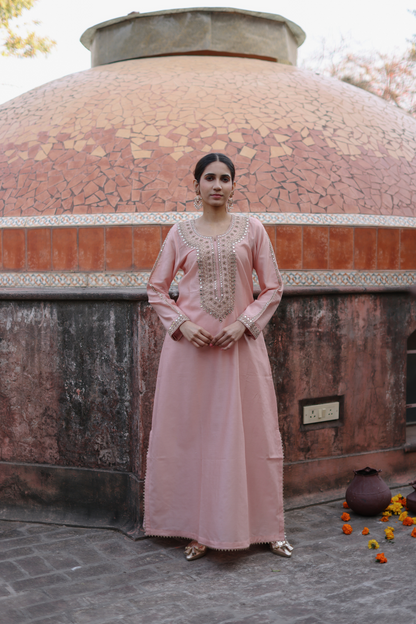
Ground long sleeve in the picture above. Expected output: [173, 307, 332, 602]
[147, 227, 189, 341]
[237, 221, 283, 339]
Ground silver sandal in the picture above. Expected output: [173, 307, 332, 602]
[184, 541, 208, 561]
[270, 539, 293, 558]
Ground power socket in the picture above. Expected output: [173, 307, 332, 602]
[303, 401, 339, 425]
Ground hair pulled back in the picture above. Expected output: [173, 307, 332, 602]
[194, 153, 236, 184]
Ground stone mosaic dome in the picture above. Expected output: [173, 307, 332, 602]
[1, 54, 416, 218]
[0, 8, 415, 289]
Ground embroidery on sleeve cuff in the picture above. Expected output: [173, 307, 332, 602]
[238, 314, 261, 339]
[168, 314, 190, 340]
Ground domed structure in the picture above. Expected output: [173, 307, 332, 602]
[1, 8, 415, 534]
[0, 7, 415, 285]
[2, 54, 416, 216]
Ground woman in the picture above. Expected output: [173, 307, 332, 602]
[145, 153, 292, 560]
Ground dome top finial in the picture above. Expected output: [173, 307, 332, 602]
[80, 7, 306, 67]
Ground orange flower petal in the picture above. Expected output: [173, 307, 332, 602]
[342, 523, 353, 535]
[375, 552, 388, 563]
[362, 527, 369, 535]
[341, 512, 351, 521]
[343, 502, 349, 509]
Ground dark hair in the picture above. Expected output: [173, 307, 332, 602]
[194, 153, 236, 183]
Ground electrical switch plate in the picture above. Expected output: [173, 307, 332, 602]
[303, 401, 339, 425]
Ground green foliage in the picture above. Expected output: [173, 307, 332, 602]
[0, 1, 36, 24]
[0, 0, 56, 58]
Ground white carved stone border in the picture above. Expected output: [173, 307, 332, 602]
[0, 212, 416, 229]
[0, 271, 415, 289]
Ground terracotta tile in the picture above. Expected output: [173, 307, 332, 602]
[79, 227, 105, 271]
[264, 225, 276, 254]
[52, 228, 78, 270]
[275, 225, 302, 269]
[303, 226, 328, 269]
[400, 229, 416, 269]
[133, 226, 161, 270]
[3, 228, 25, 270]
[106, 226, 133, 270]
[354, 228, 377, 270]
[2, 55, 416, 219]
[377, 228, 400, 270]
[161, 225, 173, 242]
[329, 227, 353, 269]
[27, 228, 51, 270]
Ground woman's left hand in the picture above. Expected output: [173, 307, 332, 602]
[211, 321, 246, 350]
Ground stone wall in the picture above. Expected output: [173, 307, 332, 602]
[0, 289, 415, 531]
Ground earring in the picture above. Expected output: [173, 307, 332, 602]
[194, 194, 202, 210]
[227, 194, 234, 211]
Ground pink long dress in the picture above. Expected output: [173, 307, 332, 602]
[145, 214, 285, 550]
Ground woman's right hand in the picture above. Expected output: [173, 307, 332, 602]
[180, 321, 213, 348]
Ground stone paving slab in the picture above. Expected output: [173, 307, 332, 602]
[0, 486, 414, 624]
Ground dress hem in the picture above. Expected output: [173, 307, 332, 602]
[144, 528, 285, 551]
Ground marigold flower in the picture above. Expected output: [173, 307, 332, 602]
[384, 530, 395, 541]
[342, 523, 353, 535]
[399, 511, 408, 521]
[411, 527, 416, 538]
[386, 502, 402, 514]
[391, 494, 403, 502]
[362, 527, 369, 535]
[342, 501, 349, 509]
[403, 516, 414, 526]
[380, 516, 389, 522]
[375, 553, 388, 563]
[413, 517, 416, 524]
[341, 512, 350, 521]
[368, 539, 379, 549]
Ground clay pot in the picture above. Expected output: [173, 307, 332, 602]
[406, 480, 416, 513]
[345, 467, 391, 516]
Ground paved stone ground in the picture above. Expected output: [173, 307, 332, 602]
[0, 486, 414, 624]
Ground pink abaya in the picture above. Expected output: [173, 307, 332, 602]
[145, 214, 285, 550]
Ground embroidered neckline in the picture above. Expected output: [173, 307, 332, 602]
[177, 215, 249, 321]
[191, 215, 235, 240]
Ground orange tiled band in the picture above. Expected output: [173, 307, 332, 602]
[0, 221, 416, 278]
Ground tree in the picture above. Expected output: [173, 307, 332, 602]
[0, 0, 56, 58]
[303, 12, 416, 119]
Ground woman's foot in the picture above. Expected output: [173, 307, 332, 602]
[270, 539, 293, 558]
[184, 541, 208, 561]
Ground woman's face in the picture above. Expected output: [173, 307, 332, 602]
[194, 161, 235, 210]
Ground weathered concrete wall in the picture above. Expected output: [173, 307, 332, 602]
[0, 290, 415, 518]
[267, 292, 415, 462]
[0, 300, 136, 471]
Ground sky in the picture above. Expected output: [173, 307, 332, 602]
[0, 0, 415, 105]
